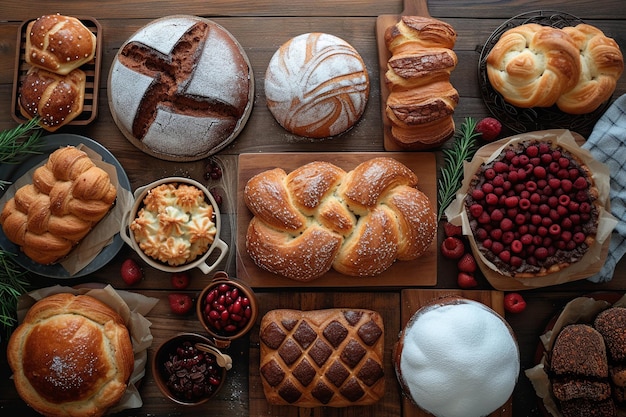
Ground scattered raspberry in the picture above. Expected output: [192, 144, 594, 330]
[171, 272, 191, 290]
[457, 253, 477, 273]
[504, 292, 527, 314]
[443, 221, 463, 237]
[120, 259, 142, 285]
[475, 117, 502, 142]
[440, 237, 465, 259]
[168, 293, 194, 315]
[457, 272, 478, 289]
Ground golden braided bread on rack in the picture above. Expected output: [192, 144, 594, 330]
[0, 146, 117, 264]
[486, 24, 582, 109]
[558, 24, 624, 114]
[384, 16, 459, 149]
[487, 23, 623, 113]
[244, 157, 436, 282]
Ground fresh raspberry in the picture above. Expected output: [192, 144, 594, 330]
[475, 117, 502, 142]
[504, 292, 527, 314]
[457, 272, 478, 289]
[443, 222, 463, 237]
[168, 293, 194, 315]
[171, 272, 191, 290]
[457, 253, 477, 273]
[440, 237, 465, 259]
[120, 259, 143, 285]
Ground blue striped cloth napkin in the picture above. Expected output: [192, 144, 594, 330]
[582, 94, 626, 282]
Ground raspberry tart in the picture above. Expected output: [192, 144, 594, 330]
[464, 139, 600, 278]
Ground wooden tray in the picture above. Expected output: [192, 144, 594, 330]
[11, 16, 102, 126]
[376, 0, 432, 151]
[399, 289, 513, 417]
[236, 152, 438, 288]
[249, 291, 403, 416]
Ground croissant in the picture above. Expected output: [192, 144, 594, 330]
[384, 16, 459, 149]
[0, 146, 116, 264]
[557, 24, 624, 114]
[244, 157, 436, 281]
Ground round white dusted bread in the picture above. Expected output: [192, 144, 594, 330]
[265, 32, 370, 139]
[394, 297, 519, 417]
[108, 15, 254, 161]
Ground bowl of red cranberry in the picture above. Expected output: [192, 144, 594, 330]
[197, 271, 258, 348]
[152, 332, 232, 405]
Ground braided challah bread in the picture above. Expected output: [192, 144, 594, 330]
[244, 157, 436, 282]
[0, 146, 116, 264]
[487, 23, 623, 113]
[384, 16, 459, 149]
[260, 308, 385, 407]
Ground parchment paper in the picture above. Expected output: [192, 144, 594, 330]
[15, 285, 159, 413]
[524, 294, 626, 417]
[0, 143, 134, 275]
[445, 129, 618, 287]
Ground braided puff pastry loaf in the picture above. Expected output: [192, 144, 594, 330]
[384, 16, 459, 149]
[0, 146, 117, 264]
[244, 157, 436, 282]
[259, 308, 385, 407]
[7, 293, 134, 417]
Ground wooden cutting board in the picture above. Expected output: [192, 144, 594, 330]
[249, 291, 402, 417]
[376, 0, 432, 151]
[236, 152, 437, 288]
[399, 289, 513, 417]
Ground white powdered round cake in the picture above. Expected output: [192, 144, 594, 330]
[265, 32, 370, 139]
[394, 297, 519, 417]
[108, 15, 254, 161]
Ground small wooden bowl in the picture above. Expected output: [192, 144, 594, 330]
[196, 271, 258, 349]
[152, 333, 231, 406]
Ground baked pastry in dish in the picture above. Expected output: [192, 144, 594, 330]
[464, 139, 599, 278]
[130, 182, 216, 266]
[7, 293, 134, 417]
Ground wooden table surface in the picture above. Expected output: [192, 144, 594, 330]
[1, 1, 626, 416]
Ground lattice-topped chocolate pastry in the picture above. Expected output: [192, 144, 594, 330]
[259, 308, 385, 407]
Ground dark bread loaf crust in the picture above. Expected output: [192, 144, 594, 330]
[108, 15, 253, 161]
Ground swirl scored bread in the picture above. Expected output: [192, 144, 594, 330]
[265, 32, 370, 138]
[244, 157, 436, 281]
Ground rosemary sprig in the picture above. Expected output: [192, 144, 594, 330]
[0, 117, 43, 164]
[0, 250, 29, 332]
[437, 117, 481, 222]
[0, 117, 43, 190]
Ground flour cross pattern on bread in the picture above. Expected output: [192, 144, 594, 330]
[116, 21, 242, 140]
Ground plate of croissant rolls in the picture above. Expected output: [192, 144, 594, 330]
[478, 10, 624, 137]
[0, 134, 131, 278]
